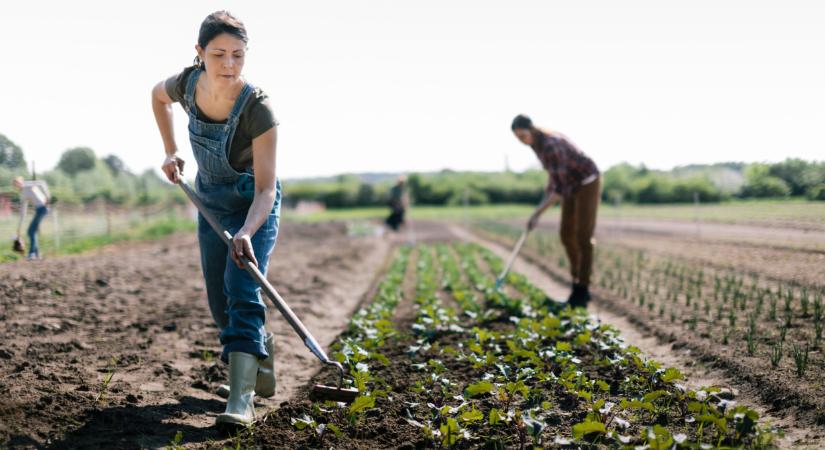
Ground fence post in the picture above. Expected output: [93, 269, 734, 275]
[105, 201, 112, 236]
[53, 204, 60, 253]
[463, 187, 469, 226]
[693, 191, 701, 236]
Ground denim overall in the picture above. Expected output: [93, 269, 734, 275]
[184, 68, 281, 362]
[28, 205, 48, 258]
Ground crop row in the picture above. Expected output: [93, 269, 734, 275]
[288, 242, 778, 448]
[474, 221, 825, 380]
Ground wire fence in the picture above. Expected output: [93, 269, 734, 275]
[0, 199, 196, 258]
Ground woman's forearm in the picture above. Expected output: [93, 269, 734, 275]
[151, 87, 178, 156]
[241, 187, 277, 237]
[535, 192, 558, 216]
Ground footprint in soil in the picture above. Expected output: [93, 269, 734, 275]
[26, 340, 93, 358]
[191, 363, 229, 394]
[155, 363, 183, 378]
[191, 363, 227, 386]
[118, 353, 143, 367]
[130, 321, 152, 332]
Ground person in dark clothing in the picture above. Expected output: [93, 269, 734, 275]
[511, 114, 601, 308]
[385, 176, 408, 231]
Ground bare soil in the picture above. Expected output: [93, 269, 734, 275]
[0, 222, 391, 449]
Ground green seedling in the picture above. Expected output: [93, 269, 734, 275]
[770, 342, 783, 368]
[792, 343, 809, 377]
[95, 356, 119, 403]
[167, 431, 184, 450]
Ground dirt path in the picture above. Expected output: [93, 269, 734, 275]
[0, 222, 391, 449]
[449, 224, 822, 449]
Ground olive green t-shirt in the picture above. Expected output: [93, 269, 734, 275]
[165, 66, 278, 172]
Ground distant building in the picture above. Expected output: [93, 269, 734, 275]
[293, 200, 326, 215]
[0, 193, 13, 216]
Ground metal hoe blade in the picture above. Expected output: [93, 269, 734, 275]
[311, 384, 360, 403]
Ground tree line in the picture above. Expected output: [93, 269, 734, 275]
[285, 160, 825, 208]
[2, 132, 823, 209]
[0, 133, 185, 207]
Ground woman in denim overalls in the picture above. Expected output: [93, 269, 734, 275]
[151, 11, 279, 428]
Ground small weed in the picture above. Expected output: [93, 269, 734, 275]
[95, 356, 119, 403]
[199, 349, 214, 362]
[167, 431, 184, 450]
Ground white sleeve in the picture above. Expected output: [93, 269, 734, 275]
[40, 182, 51, 200]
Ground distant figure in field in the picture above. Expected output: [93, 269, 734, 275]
[385, 176, 408, 232]
[511, 114, 600, 308]
[12, 176, 51, 260]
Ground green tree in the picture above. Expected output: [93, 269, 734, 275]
[768, 158, 813, 196]
[57, 147, 96, 176]
[602, 163, 639, 204]
[740, 163, 791, 198]
[0, 133, 26, 169]
[356, 183, 376, 206]
[102, 154, 126, 176]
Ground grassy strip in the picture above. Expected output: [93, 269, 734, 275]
[0, 215, 196, 262]
[285, 204, 536, 223]
[285, 199, 825, 228]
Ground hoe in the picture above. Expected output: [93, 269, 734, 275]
[178, 179, 360, 403]
[494, 229, 529, 290]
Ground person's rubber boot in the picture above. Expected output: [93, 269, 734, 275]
[215, 352, 258, 428]
[567, 284, 592, 309]
[216, 333, 276, 399]
[566, 284, 580, 304]
[255, 332, 276, 398]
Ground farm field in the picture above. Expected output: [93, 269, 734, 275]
[253, 233, 779, 449]
[290, 200, 825, 232]
[0, 222, 390, 449]
[472, 215, 825, 436]
[0, 215, 821, 448]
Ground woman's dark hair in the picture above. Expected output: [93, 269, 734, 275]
[511, 114, 534, 131]
[193, 11, 248, 69]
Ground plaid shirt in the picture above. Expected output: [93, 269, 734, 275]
[532, 131, 599, 198]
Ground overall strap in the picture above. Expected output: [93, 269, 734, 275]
[183, 68, 202, 114]
[227, 83, 254, 125]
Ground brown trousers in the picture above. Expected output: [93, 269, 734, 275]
[559, 177, 601, 287]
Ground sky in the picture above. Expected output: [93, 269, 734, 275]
[1, 1, 823, 179]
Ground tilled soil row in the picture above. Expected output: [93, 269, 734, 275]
[0, 222, 390, 449]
